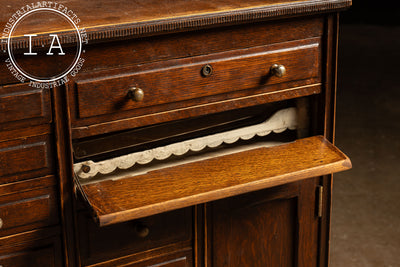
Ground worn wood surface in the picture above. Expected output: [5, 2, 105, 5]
[1, 16, 323, 86]
[85, 246, 193, 267]
[0, 134, 54, 184]
[0, 228, 62, 267]
[0, 0, 351, 265]
[0, 0, 351, 51]
[77, 136, 351, 226]
[70, 32, 322, 138]
[0, 84, 52, 131]
[77, 207, 192, 266]
[208, 178, 318, 267]
[75, 39, 319, 120]
[0, 185, 58, 237]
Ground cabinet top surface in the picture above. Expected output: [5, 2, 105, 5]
[0, 0, 351, 49]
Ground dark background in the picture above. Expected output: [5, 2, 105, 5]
[330, 1, 400, 266]
[341, 0, 400, 25]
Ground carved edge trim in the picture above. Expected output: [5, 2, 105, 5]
[1, 0, 351, 50]
[74, 107, 297, 179]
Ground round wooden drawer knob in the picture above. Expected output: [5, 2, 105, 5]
[135, 223, 150, 238]
[128, 87, 144, 102]
[0, 218, 3, 229]
[270, 64, 286, 78]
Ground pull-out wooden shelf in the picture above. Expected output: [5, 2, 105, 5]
[76, 136, 351, 226]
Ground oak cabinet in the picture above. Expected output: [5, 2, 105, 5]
[0, 0, 351, 266]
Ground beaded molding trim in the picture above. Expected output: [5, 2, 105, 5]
[1, 0, 351, 51]
[74, 107, 297, 179]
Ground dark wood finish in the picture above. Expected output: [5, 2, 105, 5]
[319, 13, 341, 267]
[84, 246, 193, 267]
[75, 39, 319, 120]
[71, 38, 320, 138]
[0, 0, 351, 51]
[0, 229, 62, 267]
[2, 16, 324, 86]
[0, 134, 54, 184]
[71, 83, 321, 139]
[77, 136, 351, 226]
[0, 1, 350, 266]
[69, 19, 324, 138]
[125, 248, 193, 267]
[77, 208, 192, 266]
[0, 183, 59, 237]
[0, 84, 51, 131]
[208, 179, 319, 267]
[53, 85, 79, 267]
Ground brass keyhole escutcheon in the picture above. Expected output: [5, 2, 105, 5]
[201, 64, 213, 77]
[128, 87, 144, 102]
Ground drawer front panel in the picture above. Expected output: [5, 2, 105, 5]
[0, 186, 58, 237]
[78, 207, 192, 265]
[75, 39, 320, 121]
[89, 247, 193, 267]
[0, 232, 62, 267]
[0, 134, 53, 184]
[0, 84, 51, 130]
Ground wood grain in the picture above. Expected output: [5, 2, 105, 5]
[75, 39, 320, 119]
[0, 134, 54, 184]
[1, 16, 324, 86]
[0, 185, 59, 237]
[78, 208, 192, 266]
[0, 0, 351, 51]
[0, 230, 62, 267]
[0, 84, 52, 132]
[70, 36, 322, 138]
[77, 136, 351, 226]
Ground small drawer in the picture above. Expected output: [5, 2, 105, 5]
[0, 181, 58, 237]
[0, 84, 51, 131]
[0, 134, 54, 184]
[78, 207, 193, 266]
[70, 38, 321, 138]
[91, 247, 193, 267]
[0, 230, 62, 267]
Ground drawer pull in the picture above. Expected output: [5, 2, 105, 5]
[134, 223, 150, 238]
[127, 87, 144, 102]
[201, 64, 213, 77]
[270, 64, 286, 78]
[0, 218, 3, 229]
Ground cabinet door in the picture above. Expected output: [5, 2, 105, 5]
[207, 178, 319, 267]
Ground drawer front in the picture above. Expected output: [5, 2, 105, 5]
[0, 185, 58, 237]
[0, 84, 51, 131]
[71, 38, 321, 138]
[76, 39, 319, 119]
[0, 134, 54, 184]
[87, 247, 193, 267]
[0, 233, 62, 267]
[78, 207, 192, 266]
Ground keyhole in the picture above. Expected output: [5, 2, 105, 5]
[201, 64, 213, 77]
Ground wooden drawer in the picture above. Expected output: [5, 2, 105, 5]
[0, 177, 59, 237]
[0, 134, 54, 184]
[0, 230, 62, 267]
[78, 207, 193, 266]
[89, 247, 193, 267]
[0, 84, 51, 131]
[70, 38, 321, 138]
